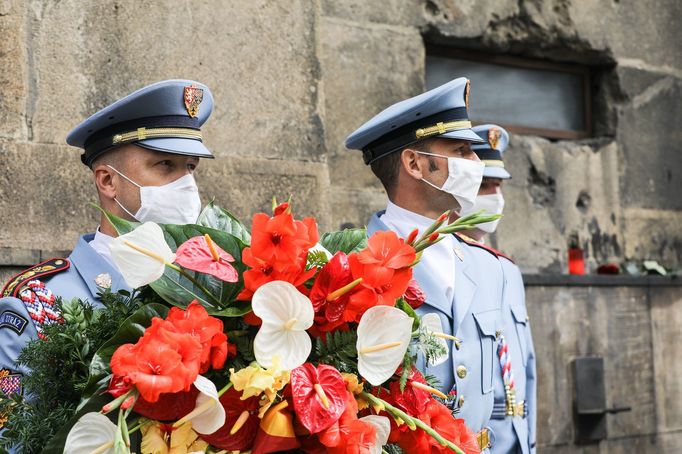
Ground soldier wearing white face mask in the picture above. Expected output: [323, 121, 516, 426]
[458, 125, 537, 454]
[345, 78, 505, 452]
[0, 81, 214, 440]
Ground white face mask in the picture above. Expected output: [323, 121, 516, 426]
[108, 165, 202, 225]
[460, 193, 505, 233]
[417, 152, 485, 213]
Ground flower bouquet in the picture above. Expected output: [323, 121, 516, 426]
[3, 201, 497, 454]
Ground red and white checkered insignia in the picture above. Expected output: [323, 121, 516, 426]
[183, 85, 204, 118]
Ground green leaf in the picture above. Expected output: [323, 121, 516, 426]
[197, 200, 251, 244]
[81, 303, 169, 405]
[154, 224, 248, 313]
[320, 228, 368, 255]
[396, 298, 420, 331]
[95, 204, 139, 235]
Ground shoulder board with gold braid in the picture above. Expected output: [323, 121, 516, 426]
[454, 233, 515, 263]
[1, 258, 70, 298]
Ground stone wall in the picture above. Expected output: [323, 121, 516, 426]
[524, 276, 682, 453]
[1, 0, 680, 273]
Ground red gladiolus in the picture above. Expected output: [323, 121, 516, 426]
[340, 231, 416, 322]
[391, 400, 480, 454]
[356, 231, 416, 270]
[389, 368, 431, 415]
[403, 279, 426, 309]
[309, 252, 354, 324]
[174, 235, 238, 282]
[318, 390, 377, 454]
[165, 301, 233, 373]
[343, 255, 413, 322]
[200, 387, 260, 451]
[290, 364, 347, 434]
[249, 209, 319, 266]
[237, 248, 316, 300]
[237, 205, 319, 300]
[110, 329, 201, 402]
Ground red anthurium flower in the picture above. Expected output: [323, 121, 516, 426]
[175, 234, 238, 282]
[165, 301, 233, 373]
[318, 390, 377, 454]
[200, 387, 260, 451]
[389, 368, 430, 416]
[403, 278, 426, 309]
[290, 363, 347, 434]
[309, 252, 354, 322]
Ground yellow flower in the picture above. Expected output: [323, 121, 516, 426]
[140, 419, 208, 454]
[341, 373, 364, 395]
[341, 373, 369, 410]
[230, 356, 291, 418]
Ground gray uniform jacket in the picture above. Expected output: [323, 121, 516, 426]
[488, 256, 537, 453]
[0, 233, 129, 445]
[368, 213, 504, 437]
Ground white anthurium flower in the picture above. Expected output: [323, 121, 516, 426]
[64, 412, 117, 454]
[252, 280, 314, 370]
[356, 306, 412, 386]
[175, 375, 226, 436]
[421, 313, 449, 366]
[359, 415, 391, 454]
[109, 222, 176, 288]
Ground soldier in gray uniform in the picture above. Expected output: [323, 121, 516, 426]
[458, 124, 537, 453]
[345, 78, 504, 452]
[0, 80, 215, 437]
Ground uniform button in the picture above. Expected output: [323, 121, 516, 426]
[456, 365, 467, 379]
[458, 395, 465, 407]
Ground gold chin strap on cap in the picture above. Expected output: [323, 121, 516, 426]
[415, 120, 473, 139]
[482, 159, 505, 168]
[112, 127, 202, 145]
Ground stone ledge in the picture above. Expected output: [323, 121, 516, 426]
[523, 274, 681, 287]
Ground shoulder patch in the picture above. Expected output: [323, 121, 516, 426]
[454, 233, 515, 263]
[0, 310, 29, 335]
[1, 258, 70, 298]
[0, 368, 23, 429]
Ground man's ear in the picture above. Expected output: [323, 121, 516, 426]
[400, 148, 426, 181]
[92, 164, 117, 201]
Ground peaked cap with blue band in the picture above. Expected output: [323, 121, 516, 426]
[67, 79, 214, 167]
[471, 124, 511, 179]
[345, 78, 484, 164]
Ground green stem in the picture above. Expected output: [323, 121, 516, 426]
[218, 381, 233, 397]
[166, 263, 223, 307]
[361, 392, 465, 454]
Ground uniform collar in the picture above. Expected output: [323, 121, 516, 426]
[382, 201, 440, 233]
[89, 227, 117, 269]
[69, 233, 130, 298]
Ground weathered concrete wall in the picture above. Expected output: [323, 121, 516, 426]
[1, 0, 680, 272]
[525, 276, 682, 453]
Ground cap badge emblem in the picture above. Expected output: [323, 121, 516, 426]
[488, 128, 501, 150]
[183, 85, 204, 118]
